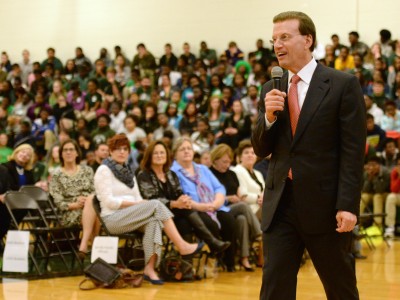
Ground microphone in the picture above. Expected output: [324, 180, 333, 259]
[271, 66, 284, 116]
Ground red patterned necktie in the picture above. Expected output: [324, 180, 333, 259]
[288, 74, 301, 179]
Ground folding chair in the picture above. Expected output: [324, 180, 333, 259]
[19, 185, 83, 270]
[4, 191, 82, 276]
[359, 197, 390, 249]
[92, 196, 144, 270]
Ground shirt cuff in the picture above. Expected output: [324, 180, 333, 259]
[264, 114, 277, 129]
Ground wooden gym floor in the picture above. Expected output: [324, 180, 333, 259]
[1, 240, 399, 300]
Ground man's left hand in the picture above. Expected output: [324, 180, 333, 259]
[336, 210, 357, 233]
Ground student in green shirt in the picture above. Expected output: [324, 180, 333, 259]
[0, 133, 12, 163]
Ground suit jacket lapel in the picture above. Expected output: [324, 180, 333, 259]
[291, 64, 330, 147]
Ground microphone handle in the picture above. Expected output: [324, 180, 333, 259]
[272, 78, 281, 116]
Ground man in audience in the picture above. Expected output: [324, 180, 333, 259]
[348, 31, 369, 58]
[361, 156, 390, 227]
[349, 53, 373, 82]
[19, 49, 33, 87]
[334, 46, 354, 72]
[90, 142, 109, 173]
[199, 41, 218, 68]
[159, 43, 178, 71]
[366, 113, 386, 152]
[153, 112, 180, 143]
[249, 39, 273, 68]
[377, 138, 399, 170]
[180, 42, 196, 67]
[74, 47, 92, 69]
[131, 43, 157, 87]
[378, 29, 393, 58]
[331, 33, 345, 56]
[385, 154, 400, 238]
[41, 47, 63, 71]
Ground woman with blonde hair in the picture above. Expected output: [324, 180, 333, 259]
[210, 143, 262, 271]
[0, 144, 38, 241]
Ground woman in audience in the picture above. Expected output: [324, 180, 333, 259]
[0, 144, 38, 243]
[94, 134, 202, 284]
[179, 101, 198, 136]
[232, 140, 265, 219]
[218, 99, 252, 149]
[210, 143, 262, 271]
[205, 95, 227, 138]
[171, 137, 237, 272]
[136, 140, 230, 254]
[43, 143, 61, 181]
[48, 79, 67, 107]
[49, 139, 99, 259]
[191, 117, 211, 154]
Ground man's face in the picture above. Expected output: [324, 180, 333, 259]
[339, 48, 349, 59]
[354, 56, 362, 68]
[367, 161, 380, 174]
[331, 36, 339, 47]
[96, 145, 110, 160]
[47, 50, 55, 59]
[158, 114, 168, 126]
[272, 19, 312, 73]
[183, 44, 190, 53]
[349, 34, 357, 45]
[22, 50, 30, 60]
[385, 142, 397, 155]
[366, 118, 374, 130]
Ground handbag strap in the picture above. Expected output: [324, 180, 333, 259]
[79, 277, 104, 290]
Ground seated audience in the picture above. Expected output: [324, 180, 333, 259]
[136, 141, 230, 254]
[94, 134, 202, 284]
[380, 100, 400, 132]
[49, 140, 99, 258]
[218, 99, 252, 149]
[385, 154, 400, 238]
[360, 156, 390, 227]
[377, 138, 398, 170]
[366, 113, 386, 151]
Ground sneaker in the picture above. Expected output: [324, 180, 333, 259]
[384, 227, 395, 238]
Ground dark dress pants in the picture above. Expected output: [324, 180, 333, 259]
[198, 211, 236, 269]
[260, 180, 359, 300]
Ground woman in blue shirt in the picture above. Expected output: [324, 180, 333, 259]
[171, 137, 237, 272]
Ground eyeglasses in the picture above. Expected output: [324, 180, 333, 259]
[269, 33, 303, 46]
[178, 147, 193, 152]
[62, 148, 76, 153]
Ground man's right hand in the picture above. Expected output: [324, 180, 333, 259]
[264, 89, 286, 123]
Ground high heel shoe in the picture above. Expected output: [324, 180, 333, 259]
[143, 274, 164, 285]
[182, 241, 205, 258]
[240, 261, 255, 272]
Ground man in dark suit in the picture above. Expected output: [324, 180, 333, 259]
[251, 11, 365, 300]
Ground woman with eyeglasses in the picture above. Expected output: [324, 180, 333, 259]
[94, 134, 202, 285]
[49, 139, 99, 260]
